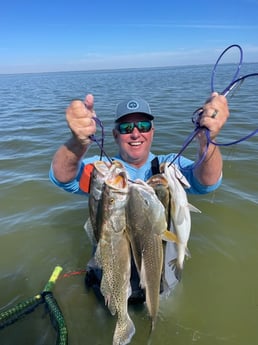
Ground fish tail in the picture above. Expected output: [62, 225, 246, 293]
[175, 264, 183, 282]
[175, 243, 191, 281]
[185, 246, 191, 258]
[146, 315, 157, 345]
[151, 316, 157, 331]
[112, 315, 135, 345]
[175, 246, 191, 281]
[168, 258, 183, 281]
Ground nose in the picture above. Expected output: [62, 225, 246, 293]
[130, 126, 141, 137]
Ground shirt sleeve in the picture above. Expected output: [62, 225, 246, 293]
[49, 155, 101, 195]
[183, 167, 222, 194]
[157, 153, 222, 195]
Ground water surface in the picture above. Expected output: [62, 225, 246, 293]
[1, 64, 258, 345]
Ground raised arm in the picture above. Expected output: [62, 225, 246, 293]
[193, 92, 229, 186]
[51, 94, 96, 183]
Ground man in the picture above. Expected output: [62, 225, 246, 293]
[49, 93, 229, 301]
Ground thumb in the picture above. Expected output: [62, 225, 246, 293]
[84, 94, 94, 111]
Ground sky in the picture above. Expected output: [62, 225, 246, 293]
[1, 0, 258, 74]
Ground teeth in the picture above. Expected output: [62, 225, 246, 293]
[130, 142, 141, 146]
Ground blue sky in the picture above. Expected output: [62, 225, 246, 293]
[1, 0, 258, 74]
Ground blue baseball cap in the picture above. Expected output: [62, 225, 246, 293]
[115, 97, 154, 122]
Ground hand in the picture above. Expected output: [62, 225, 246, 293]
[66, 94, 97, 145]
[197, 92, 229, 140]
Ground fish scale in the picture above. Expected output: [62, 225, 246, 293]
[126, 180, 167, 331]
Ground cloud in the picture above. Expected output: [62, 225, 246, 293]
[1, 45, 258, 74]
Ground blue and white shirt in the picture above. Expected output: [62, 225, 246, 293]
[49, 152, 221, 195]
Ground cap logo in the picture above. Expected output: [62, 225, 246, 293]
[127, 100, 139, 110]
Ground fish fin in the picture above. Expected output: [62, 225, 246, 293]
[106, 296, 116, 316]
[139, 255, 153, 325]
[169, 163, 191, 188]
[139, 260, 147, 290]
[168, 246, 191, 282]
[113, 314, 135, 345]
[168, 259, 182, 282]
[162, 230, 178, 243]
[175, 172, 191, 189]
[168, 258, 177, 271]
[175, 266, 183, 282]
[185, 247, 191, 258]
[147, 315, 157, 342]
[84, 218, 96, 245]
[94, 244, 102, 267]
[100, 279, 116, 315]
[177, 205, 188, 226]
[168, 258, 176, 266]
[188, 203, 201, 213]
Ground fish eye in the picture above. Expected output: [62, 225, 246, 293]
[144, 199, 149, 206]
[109, 198, 115, 204]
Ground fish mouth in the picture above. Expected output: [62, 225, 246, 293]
[147, 174, 168, 188]
[94, 160, 111, 175]
[94, 160, 125, 176]
[106, 172, 128, 190]
[111, 161, 124, 169]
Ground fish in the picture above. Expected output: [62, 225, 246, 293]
[162, 163, 201, 281]
[84, 160, 125, 244]
[146, 173, 175, 294]
[94, 166, 135, 345]
[146, 173, 171, 228]
[84, 160, 110, 244]
[125, 180, 176, 331]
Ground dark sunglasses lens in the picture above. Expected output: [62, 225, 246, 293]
[118, 121, 152, 134]
[137, 121, 152, 132]
[118, 122, 135, 134]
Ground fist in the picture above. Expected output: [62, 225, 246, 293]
[198, 92, 229, 140]
[66, 94, 97, 145]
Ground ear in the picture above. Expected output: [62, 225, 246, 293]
[112, 128, 119, 141]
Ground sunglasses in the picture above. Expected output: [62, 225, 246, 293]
[116, 120, 152, 134]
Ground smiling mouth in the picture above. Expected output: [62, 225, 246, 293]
[129, 141, 142, 146]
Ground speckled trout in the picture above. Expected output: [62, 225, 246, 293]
[147, 173, 171, 225]
[147, 173, 176, 294]
[84, 160, 125, 244]
[126, 180, 176, 331]
[95, 167, 135, 345]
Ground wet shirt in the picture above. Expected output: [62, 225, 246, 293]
[49, 152, 221, 195]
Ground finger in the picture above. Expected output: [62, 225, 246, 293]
[69, 117, 96, 139]
[67, 99, 94, 120]
[70, 116, 94, 128]
[205, 92, 219, 104]
[84, 94, 94, 111]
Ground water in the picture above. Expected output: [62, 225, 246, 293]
[0, 63, 258, 345]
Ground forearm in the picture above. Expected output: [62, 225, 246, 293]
[51, 94, 97, 184]
[52, 136, 91, 183]
[192, 92, 229, 186]
[194, 138, 222, 186]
